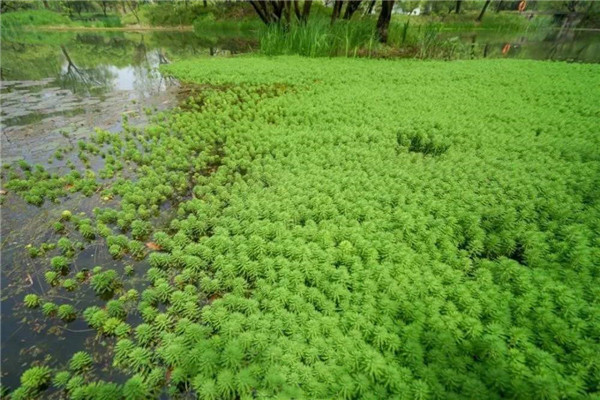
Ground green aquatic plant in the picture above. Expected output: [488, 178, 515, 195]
[84, 307, 108, 330]
[20, 365, 52, 390]
[53, 221, 65, 233]
[5, 57, 600, 399]
[42, 302, 58, 317]
[127, 240, 146, 260]
[122, 374, 151, 400]
[52, 371, 71, 389]
[66, 375, 85, 392]
[24, 294, 40, 308]
[131, 220, 152, 241]
[109, 244, 124, 259]
[78, 222, 96, 240]
[115, 322, 132, 337]
[106, 300, 127, 319]
[135, 323, 154, 346]
[57, 237, 74, 256]
[124, 265, 135, 276]
[70, 381, 122, 400]
[62, 279, 77, 291]
[126, 289, 139, 301]
[57, 304, 76, 322]
[27, 245, 40, 258]
[69, 352, 93, 372]
[102, 317, 123, 336]
[75, 270, 88, 282]
[90, 269, 121, 295]
[50, 256, 68, 271]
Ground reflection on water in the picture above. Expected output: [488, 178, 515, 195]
[436, 28, 599, 61]
[0, 30, 256, 393]
[0, 31, 256, 133]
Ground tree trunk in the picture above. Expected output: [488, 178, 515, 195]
[331, 0, 344, 25]
[376, 0, 394, 43]
[476, 0, 492, 21]
[293, 0, 302, 20]
[249, 1, 270, 24]
[495, 0, 502, 12]
[366, 0, 376, 14]
[455, 0, 462, 13]
[343, 0, 362, 19]
[42, 0, 50, 9]
[302, 0, 313, 22]
[283, 1, 292, 28]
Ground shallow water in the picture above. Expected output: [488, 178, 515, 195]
[0, 29, 255, 393]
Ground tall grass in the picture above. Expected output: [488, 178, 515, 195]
[260, 17, 377, 57]
[258, 11, 555, 59]
[0, 9, 71, 30]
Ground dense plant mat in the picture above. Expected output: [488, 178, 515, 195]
[4, 57, 600, 399]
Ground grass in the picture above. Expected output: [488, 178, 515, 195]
[0, 9, 71, 29]
[4, 56, 600, 399]
[259, 17, 378, 57]
[258, 12, 555, 58]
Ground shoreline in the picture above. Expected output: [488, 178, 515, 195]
[35, 25, 194, 32]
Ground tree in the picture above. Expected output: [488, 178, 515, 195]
[331, 0, 344, 25]
[343, 0, 363, 19]
[376, 0, 395, 43]
[126, 0, 141, 24]
[476, 0, 492, 21]
[455, 0, 462, 13]
[100, 0, 109, 16]
[366, 0, 376, 14]
[250, 0, 312, 25]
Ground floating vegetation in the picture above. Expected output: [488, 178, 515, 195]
[4, 57, 600, 399]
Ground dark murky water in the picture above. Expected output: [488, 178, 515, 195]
[0, 26, 597, 393]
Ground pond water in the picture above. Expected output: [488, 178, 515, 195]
[0, 26, 597, 395]
[0, 29, 256, 395]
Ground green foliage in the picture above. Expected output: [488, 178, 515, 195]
[259, 16, 377, 57]
[20, 365, 52, 390]
[62, 278, 77, 291]
[44, 271, 58, 286]
[57, 237, 74, 256]
[90, 269, 121, 295]
[69, 351, 93, 372]
[24, 294, 40, 308]
[57, 304, 76, 321]
[52, 370, 71, 389]
[50, 255, 68, 271]
[70, 381, 122, 400]
[122, 374, 151, 400]
[1, 9, 71, 30]
[5, 56, 600, 399]
[42, 302, 58, 317]
[106, 299, 127, 319]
